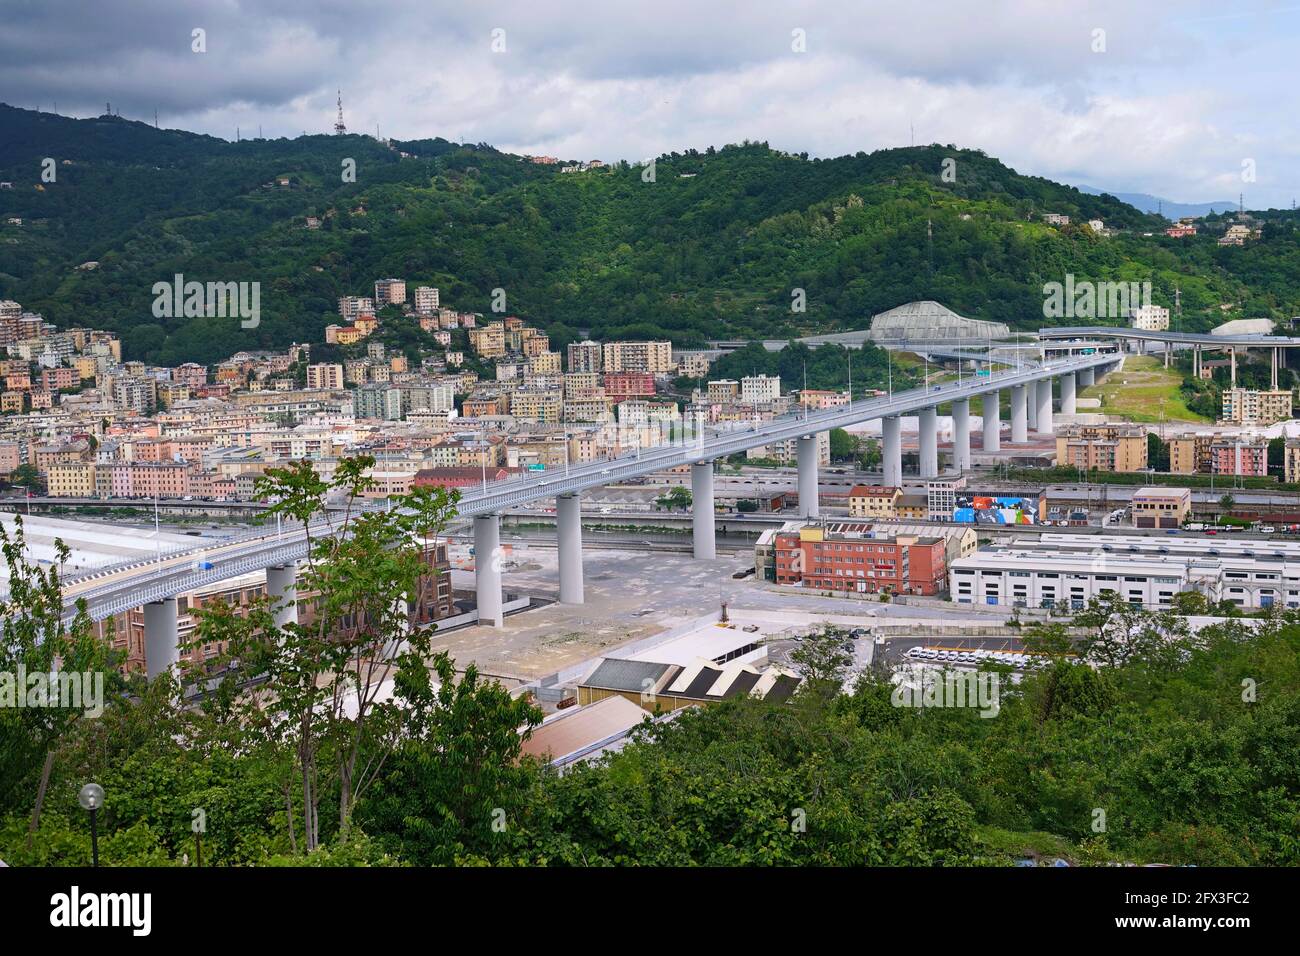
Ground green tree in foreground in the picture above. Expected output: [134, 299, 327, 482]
[789, 625, 856, 697]
[188, 455, 461, 851]
[0, 518, 121, 850]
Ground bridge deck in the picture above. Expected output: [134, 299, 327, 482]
[49, 353, 1119, 623]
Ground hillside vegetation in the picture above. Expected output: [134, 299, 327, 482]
[3, 104, 1299, 366]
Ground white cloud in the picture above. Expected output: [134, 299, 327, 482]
[6, 0, 1296, 206]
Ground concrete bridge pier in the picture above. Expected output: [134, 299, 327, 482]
[882, 416, 903, 485]
[918, 406, 939, 478]
[266, 563, 298, 629]
[1079, 366, 1095, 388]
[1036, 377, 1054, 435]
[982, 391, 1000, 452]
[797, 434, 820, 518]
[474, 513, 504, 627]
[144, 597, 179, 680]
[557, 493, 584, 604]
[952, 399, 971, 473]
[1010, 384, 1029, 443]
[691, 460, 716, 560]
[1060, 372, 1077, 415]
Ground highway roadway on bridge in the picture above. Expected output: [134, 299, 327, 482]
[1040, 326, 1300, 347]
[39, 351, 1118, 624]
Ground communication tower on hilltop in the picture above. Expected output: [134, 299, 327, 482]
[334, 90, 347, 135]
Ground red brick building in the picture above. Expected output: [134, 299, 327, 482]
[773, 522, 947, 596]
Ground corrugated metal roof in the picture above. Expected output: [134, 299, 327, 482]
[582, 658, 674, 692]
[521, 695, 650, 763]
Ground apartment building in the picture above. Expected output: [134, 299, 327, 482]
[1168, 433, 1214, 475]
[0, 442, 21, 475]
[173, 362, 208, 388]
[567, 340, 602, 373]
[41, 366, 77, 391]
[605, 371, 656, 402]
[463, 393, 506, 417]
[1287, 438, 1300, 484]
[1054, 423, 1149, 472]
[156, 383, 191, 409]
[563, 371, 602, 399]
[616, 400, 681, 426]
[706, 380, 739, 402]
[797, 389, 850, 410]
[400, 382, 455, 414]
[469, 323, 507, 358]
[47, 461, 96, 497]
[1210, 437, 1269, 477]
[413, 286, 440, 314]
[1130, 304, 1170, 331]
[564, 399, 613, 423]
[1221, 387, 1292, 426]
[601, 340, 673, 374]
[740, 374, 781, 404]
[33, 442, 91, 472]
[528, 351, 562, 375]
[508, 389, 563, 423]
[306, 363, 345, 391]
[344, 360, 370, 386]
[519, 329, 550, 357]
[48, 460, 191, 499]
[848, 485, 901, 518]
[773, 522, 948, 596]
[373, 278, 406, 308]
[338, 296, 375, 322]
[354, 384, 403, 421]
[111, 376, 157, 414]
[926, 476, 968, 520]
[674, 351, 712, 378]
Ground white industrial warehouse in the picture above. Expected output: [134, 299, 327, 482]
[950, 533, 1300, 610]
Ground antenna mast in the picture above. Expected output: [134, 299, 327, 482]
[334, 90, 347, 135]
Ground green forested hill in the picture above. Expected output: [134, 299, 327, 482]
[2, 103, 1298, 365]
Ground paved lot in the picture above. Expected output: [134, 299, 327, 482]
[430, 545, 1025, 683]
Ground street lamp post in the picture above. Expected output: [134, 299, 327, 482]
[78, 783, 104, 867]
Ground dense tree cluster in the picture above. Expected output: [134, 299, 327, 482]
[5, 106, 1299, 367]
[2, 471, 1298, 866]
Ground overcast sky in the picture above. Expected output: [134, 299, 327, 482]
[5, 0, 1298, 207]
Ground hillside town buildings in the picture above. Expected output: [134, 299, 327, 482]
[0, 283, 791, 509]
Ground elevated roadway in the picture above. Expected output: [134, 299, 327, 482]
[26, 351, 1120, 676]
